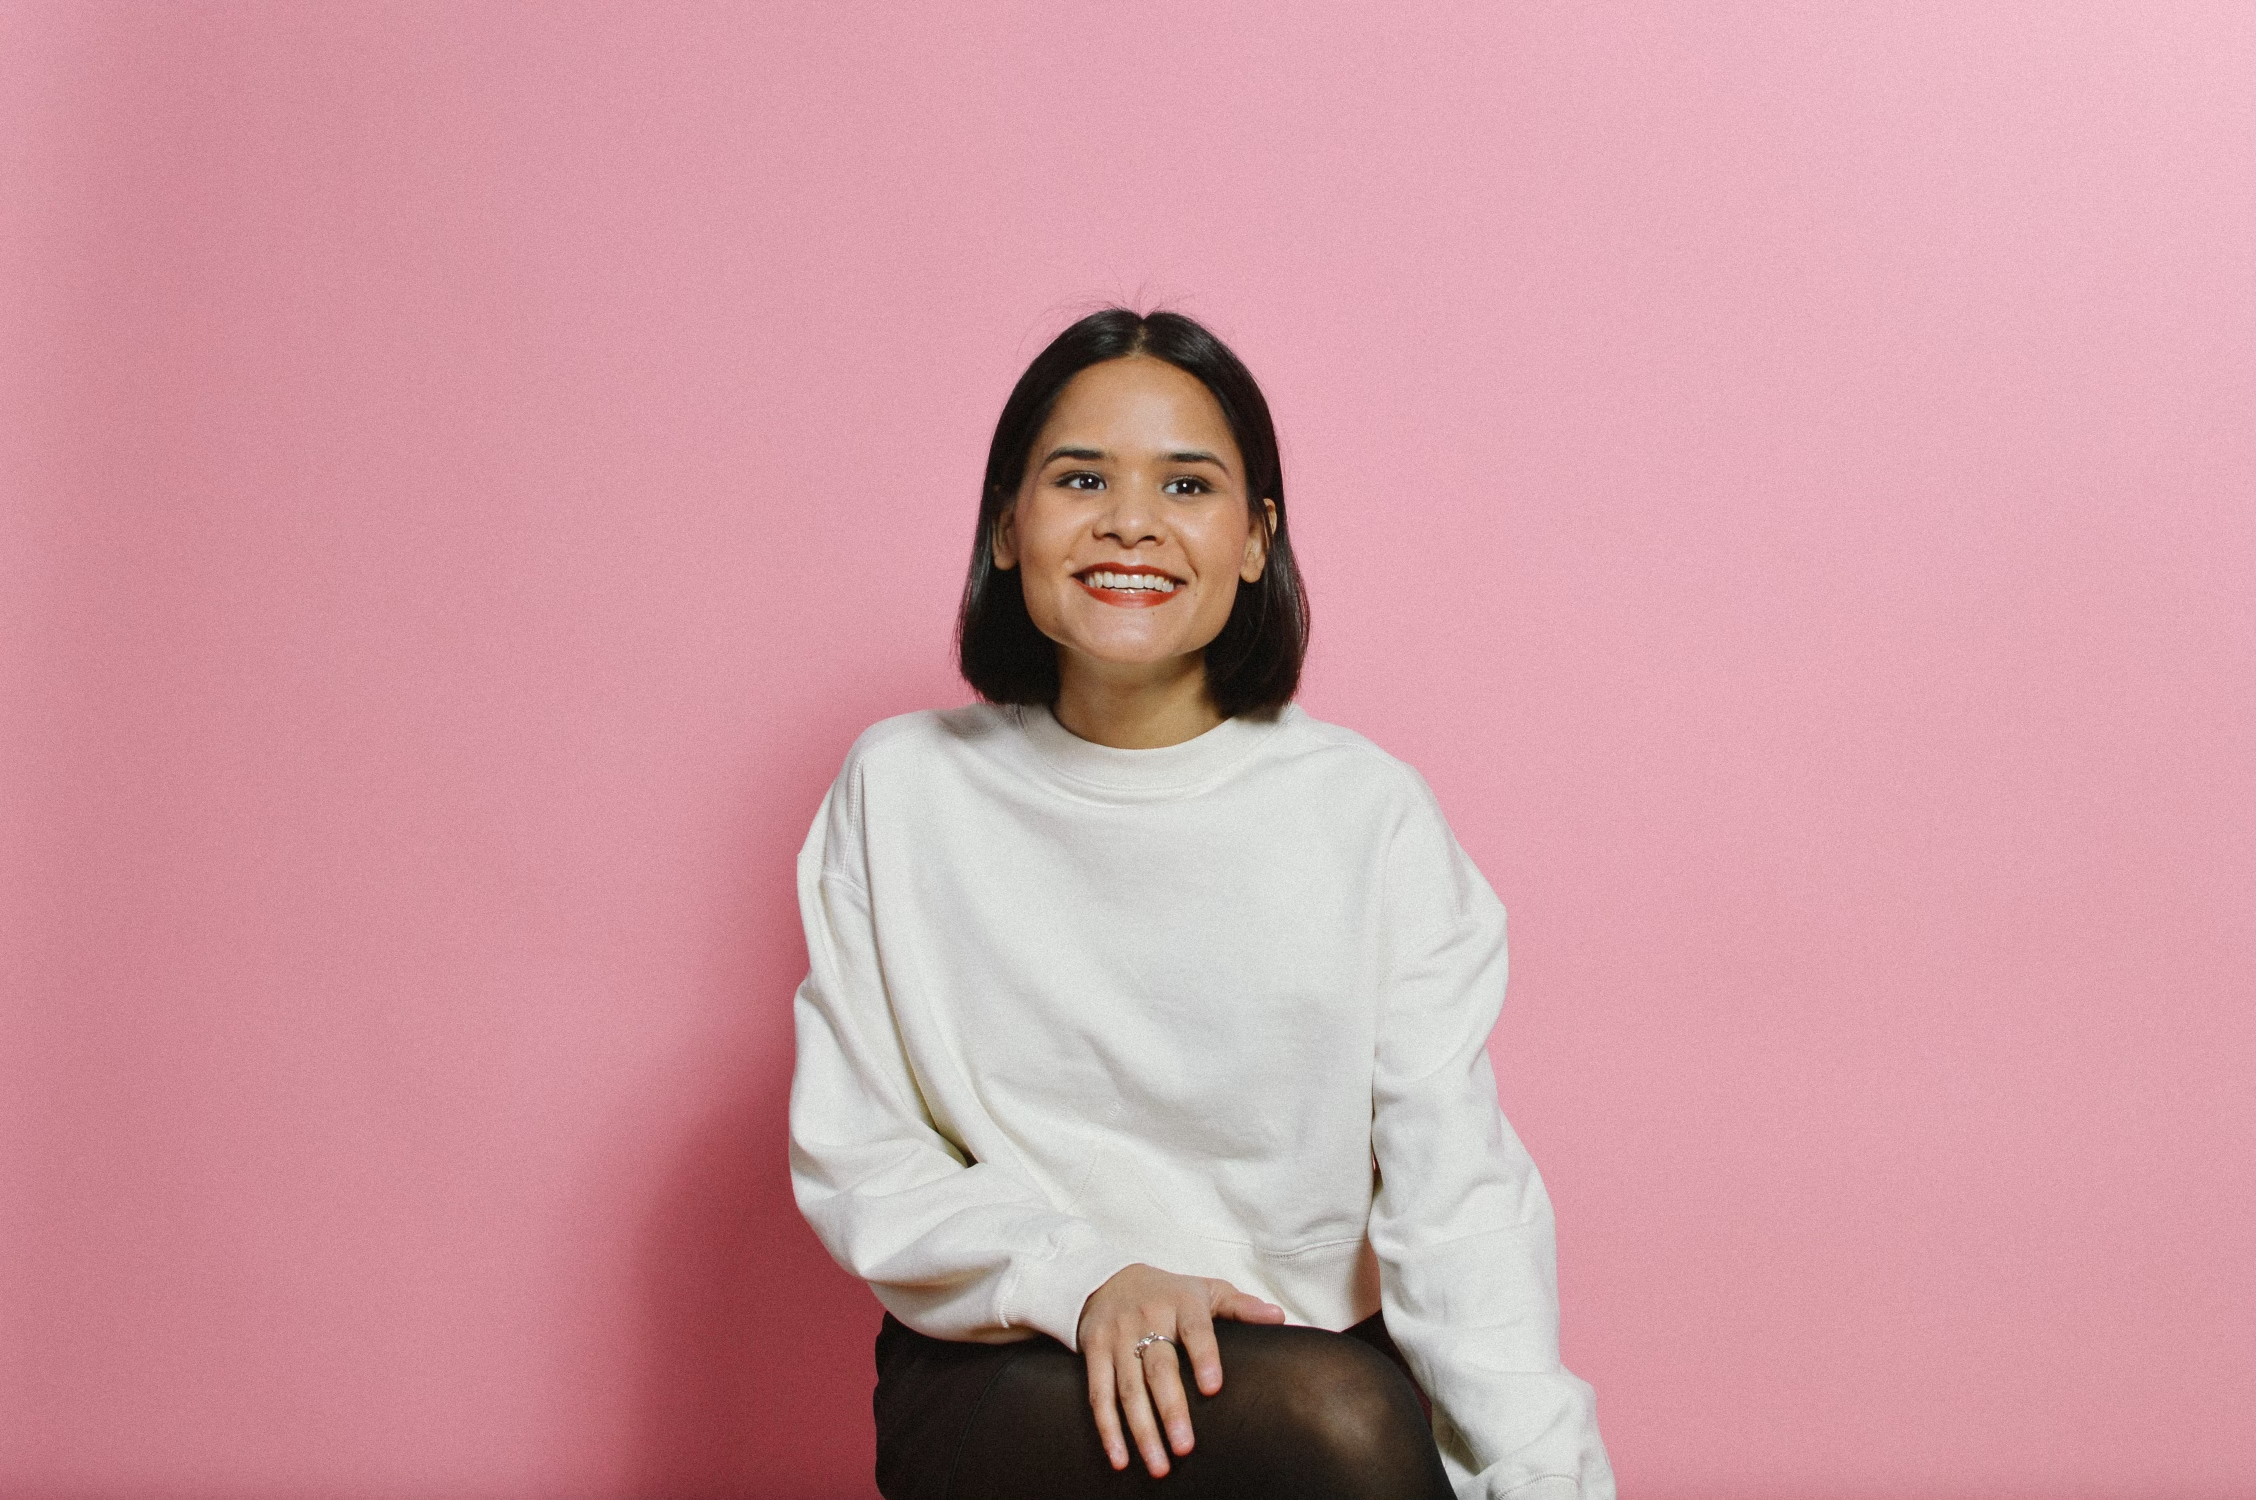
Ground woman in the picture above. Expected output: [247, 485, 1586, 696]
[789, 309, 1614, 1500]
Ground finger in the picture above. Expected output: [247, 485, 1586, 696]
[1216, 1288, 1287, 1324]
[1116, 1346, 1172, 1477]
[1086, 1352, 1129, 1472]
[1141, 1335, 1196, 1456]
[1179, 1301, 1223, 1396]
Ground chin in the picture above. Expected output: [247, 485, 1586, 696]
[1070, 641, 1189, 669]
[1054, 627, 1204, 670]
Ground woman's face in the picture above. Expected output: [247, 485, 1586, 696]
[994, 356, 1274, 681]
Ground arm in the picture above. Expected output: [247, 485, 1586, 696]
[787, 770, 1134, 1346]
[1367, 772, 1616, 1500]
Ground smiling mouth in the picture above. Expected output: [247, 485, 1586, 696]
[1074, 565, 1184, 604]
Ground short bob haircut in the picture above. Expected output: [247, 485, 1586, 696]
[957, 308, 1310, 717]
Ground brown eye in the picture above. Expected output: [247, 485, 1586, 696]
[1058, 471, 1104, 491]
[1162, 477, 1211, 496]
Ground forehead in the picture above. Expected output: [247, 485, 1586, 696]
[1037, 356, 1237, 452]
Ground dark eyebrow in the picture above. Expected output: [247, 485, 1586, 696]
[1166, 450, 1230, 472]
[1040, 446, 1107, 465]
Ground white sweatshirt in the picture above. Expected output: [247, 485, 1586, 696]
[788, 702, 1615, 1500]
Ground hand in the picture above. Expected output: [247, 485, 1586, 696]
[1076, 1263, 1286, 1477]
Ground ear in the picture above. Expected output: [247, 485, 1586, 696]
[990, 498, 1019, 571]
[1241, 497, 1278, 582]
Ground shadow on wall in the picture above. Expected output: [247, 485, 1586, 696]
[633, 1074, 882, 1500]
[629, 683, 953, 1500]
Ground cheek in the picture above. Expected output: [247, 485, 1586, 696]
[1193, 515, 1256, 582]
[1008, 509, 1076, 631]
[1010, 496, 1079, 572]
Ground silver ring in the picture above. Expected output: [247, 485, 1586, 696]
[1132, 1332, 1177, 1359]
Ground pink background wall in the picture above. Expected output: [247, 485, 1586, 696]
[4, 3, 2251, 1497]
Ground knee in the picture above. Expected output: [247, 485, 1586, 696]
[1266, 1338, 1437, 1490]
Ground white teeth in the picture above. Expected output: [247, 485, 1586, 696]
[1086, 571, 1176, 592]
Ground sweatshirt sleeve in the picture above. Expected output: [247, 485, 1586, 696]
[786, 753, 1136, 1348]
[1367, 769, 1616, 1500]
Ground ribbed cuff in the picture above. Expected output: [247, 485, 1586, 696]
[1006, 1229, 1139, 1350]
[1496, 1478, 1583, 1500]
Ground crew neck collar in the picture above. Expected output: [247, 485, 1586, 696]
[1015, 702, 1293, 799]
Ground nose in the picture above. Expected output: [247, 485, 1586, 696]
[1093, 479, 1161, 549]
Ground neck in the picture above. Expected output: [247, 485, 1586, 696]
[1052, 651, 1224, 749]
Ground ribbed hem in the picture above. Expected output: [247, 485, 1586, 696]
[1014, 703, 1293, 802]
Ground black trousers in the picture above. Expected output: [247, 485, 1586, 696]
[872, 1310, 1454, 1500]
